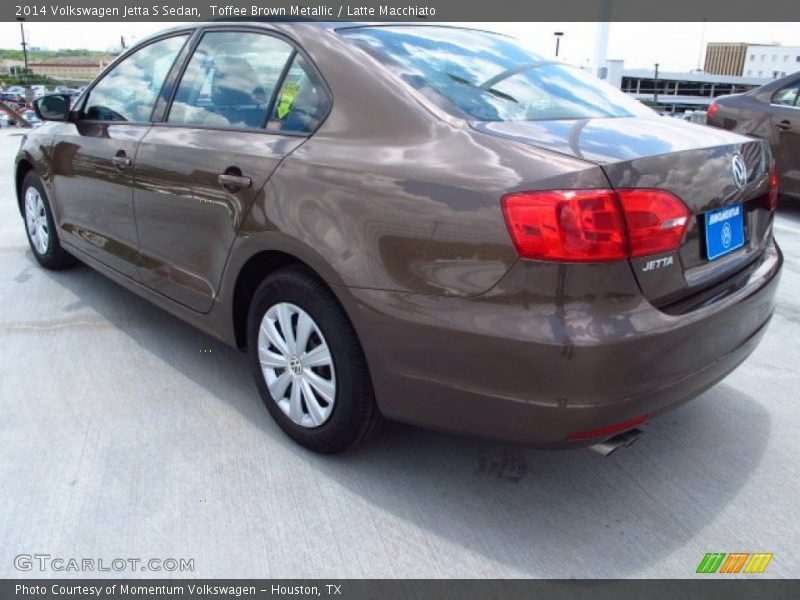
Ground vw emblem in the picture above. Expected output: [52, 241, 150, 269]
[721, 222, 733, 249]
[289, 355, 303, 375]
[731, 154, 747, 190]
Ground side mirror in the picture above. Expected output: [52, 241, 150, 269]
[34, 94, 71, 121]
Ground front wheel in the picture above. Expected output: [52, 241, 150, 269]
[21, 170, 77, 270]
[247, 268, 381, 453]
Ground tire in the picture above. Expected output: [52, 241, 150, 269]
[247, 267, 381, 453]
[21, 170, 77, 270]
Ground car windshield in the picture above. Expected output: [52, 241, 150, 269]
[339, 26, 653, 122]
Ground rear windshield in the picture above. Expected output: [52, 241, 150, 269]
[339, 26, 653, 122]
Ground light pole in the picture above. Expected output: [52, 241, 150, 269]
[554, 32, 564, 58]
[19, 21, 29, 70]
[654, 62, 660, 105]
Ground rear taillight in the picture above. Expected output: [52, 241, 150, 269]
[768, 167, 779, 210]
[706, 103, 719, 122]
[501, 189, 689, 262]
[616, 189, 690, 257]
[501, 190, 627, 261]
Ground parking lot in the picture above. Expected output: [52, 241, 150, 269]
[0, 126, 798, 578]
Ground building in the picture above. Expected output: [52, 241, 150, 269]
[0, 59, 24, 75]
[704, 43, 749, 77]
[604, 60, 767, 113]
[702, 42, 800, 79]
[742, 45, 800, 80]
[28, 56, 114, 82]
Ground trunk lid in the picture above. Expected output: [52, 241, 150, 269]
[473, 116, 774, 308]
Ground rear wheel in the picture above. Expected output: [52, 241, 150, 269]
[21, 171, 77, 270]
[247, 268, 381, 453]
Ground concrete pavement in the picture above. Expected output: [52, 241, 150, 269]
[1, 127, 798, 578]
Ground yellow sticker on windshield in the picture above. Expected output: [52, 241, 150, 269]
[276, 81, 300, 119]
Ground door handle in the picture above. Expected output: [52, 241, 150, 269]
[112, 152, 132, 170]
[775, 120, 792, 131]
[218, 173, 251, 192]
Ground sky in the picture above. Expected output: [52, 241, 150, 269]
[1, 21, 799, 72]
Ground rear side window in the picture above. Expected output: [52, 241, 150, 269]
[340, 26, 652, 122]
[83, 35, 188, 122]
[167, 31, 294, 130]
[772, 82, 800, 106]
[266, 55, 330, 134]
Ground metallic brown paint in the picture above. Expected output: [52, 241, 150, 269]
[15, 22, 782, 447]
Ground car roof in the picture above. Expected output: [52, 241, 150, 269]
[137, 20, 343, 39]
[135, 21, 512, 46]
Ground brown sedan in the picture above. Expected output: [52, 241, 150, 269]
[15, 23, 782, 453]
[707, 70, 800, 201]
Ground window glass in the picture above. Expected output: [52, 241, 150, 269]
[340, 26, 652, 122]
[83, 35, 187, 122]
[266, 55, 330, 133]
[773, 83, 800, 106]
[168, 31, 293, 129]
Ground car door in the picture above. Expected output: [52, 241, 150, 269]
[50, 33, 190, 279]
[769, 79, 800, 198]
[132, 29, 329, 313]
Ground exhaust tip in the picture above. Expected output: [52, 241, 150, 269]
[589, 428, 643, 457]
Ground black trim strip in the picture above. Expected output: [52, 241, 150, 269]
[263, 49, 298, 129]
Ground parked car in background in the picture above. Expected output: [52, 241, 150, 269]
[707, 71, 800, 202]
[14, 23, 782, 454]
[5, 85, 26, 96]
[0, 92, 26, 109]
[30, 85, 46, 98]
[53, 85, 70, 94]
[0, 93, 27, 126]
[17, 108, 41, 127]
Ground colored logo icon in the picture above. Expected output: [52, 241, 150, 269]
[696, 552, 773, 574]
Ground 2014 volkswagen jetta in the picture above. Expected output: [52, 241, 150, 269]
[15, 23, 782, 453]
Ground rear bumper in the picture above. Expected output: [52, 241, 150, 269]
[347, 239, 782, 446]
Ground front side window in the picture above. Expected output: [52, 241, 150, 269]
[340, 26, 652, 122]
[167, 31, 294, 130]
[772, 82, 800, 107]
[83, 35, 188, 122]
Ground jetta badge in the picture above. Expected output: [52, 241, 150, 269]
[731, 154, 747, 190]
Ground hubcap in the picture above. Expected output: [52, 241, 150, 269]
[258, 302, 336, 428]
[24, 187, 49, 255]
